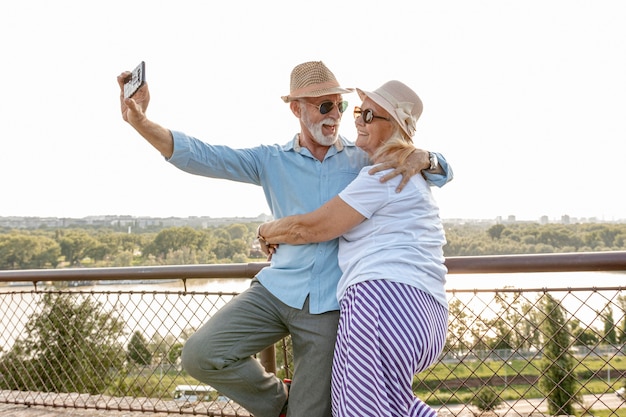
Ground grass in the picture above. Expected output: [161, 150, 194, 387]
[109, 355, 626, 414]
[414, 355, 626, 412]
[422, 356, 626, 383]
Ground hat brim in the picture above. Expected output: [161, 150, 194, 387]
[357, 88, 406, 133]
[357, 88, 416, 139]
[281, 86, 354, 103]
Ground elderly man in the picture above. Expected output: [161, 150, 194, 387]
[117, 61, 452, 417]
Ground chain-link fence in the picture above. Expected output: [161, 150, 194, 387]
[0, 256, 625, 416]
[427, 286, 625, 416]
[0, 285, 255, 415]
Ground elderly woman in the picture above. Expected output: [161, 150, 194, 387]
[258, 80, 448, 417]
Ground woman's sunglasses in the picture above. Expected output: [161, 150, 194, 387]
[304, 100, 349, 115]
[353, 107, 391, 124]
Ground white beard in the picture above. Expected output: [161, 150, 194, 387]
[301, 105, 339, 146]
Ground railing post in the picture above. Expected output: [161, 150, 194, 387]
[259, 345, 276, 374]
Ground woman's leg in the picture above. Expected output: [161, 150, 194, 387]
[331, 280, 448, 417]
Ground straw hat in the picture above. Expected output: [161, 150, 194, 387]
[281, 61, 354, 103]
[357, 80, 423, 138]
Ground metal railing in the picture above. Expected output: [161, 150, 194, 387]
[0, 251, 625, 416]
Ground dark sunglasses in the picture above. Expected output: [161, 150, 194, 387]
[305, 100, 349, 115]
[353, 107, 391, 124]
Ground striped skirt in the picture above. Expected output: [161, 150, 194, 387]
[331, 279, 448, 417]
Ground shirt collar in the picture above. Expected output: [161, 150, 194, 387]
[288, 134, 346, 153]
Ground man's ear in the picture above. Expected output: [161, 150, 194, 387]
[290, 101, 301, 118]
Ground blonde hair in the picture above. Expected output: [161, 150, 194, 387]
[372, 124, 415, 165]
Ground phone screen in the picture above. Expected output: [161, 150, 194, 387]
[124, 61, 145, 99]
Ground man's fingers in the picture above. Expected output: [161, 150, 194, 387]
[379, 169, 398, 183]
[368, 161, 393, 175]
[117, 72, 131, 89]
[395, 175, 410, 192]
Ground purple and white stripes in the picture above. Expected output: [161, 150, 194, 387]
[331, 279, 448, 417]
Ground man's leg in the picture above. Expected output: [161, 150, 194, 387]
[181, 280, 290, 417]
[287, 298, 339, 417]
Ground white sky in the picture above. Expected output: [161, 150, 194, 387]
[1, 1, 625, 222]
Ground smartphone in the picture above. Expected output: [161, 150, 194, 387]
[123, 61, 146, 99]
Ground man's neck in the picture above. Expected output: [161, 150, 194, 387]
[298, 133, 331, 162]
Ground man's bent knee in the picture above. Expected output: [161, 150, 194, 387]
[180, 332, 221, 382]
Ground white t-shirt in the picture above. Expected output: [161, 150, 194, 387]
[337, 166, 448, 308]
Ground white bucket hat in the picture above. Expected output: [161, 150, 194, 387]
[357, 80, 423, 139]
[281, 61, 354, 103]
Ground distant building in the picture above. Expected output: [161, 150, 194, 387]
[0, 214, 273, 230]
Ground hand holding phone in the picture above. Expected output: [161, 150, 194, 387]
[123, 61, 146, 99]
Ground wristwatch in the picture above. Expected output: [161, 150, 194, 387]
[428, 152, 439, 171]
[256, 225, 267, 245]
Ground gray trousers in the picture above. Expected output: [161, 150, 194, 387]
[181, 279, 339, 417]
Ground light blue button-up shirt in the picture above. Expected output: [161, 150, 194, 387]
[168, 130, 451, 314]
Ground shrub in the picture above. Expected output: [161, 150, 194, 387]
[470, 386, 503, 412]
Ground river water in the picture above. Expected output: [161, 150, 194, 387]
[445, 270, 625, 290]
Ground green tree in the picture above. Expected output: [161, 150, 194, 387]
[601, 303, 617, 345]
[225, 223, 249, 240]
[0, 233, 60, 269]
[445, 298, 475, 351]
[143, 227, 210, 260]
[488, 291, 542, 351]
[617, 295, 626, 344]
[168, 343, 184, 365]
[539, 294, 580, 415]
[570, 319, 599, 346]
[165, 247, 199, 265]
[96, 231, 144, 258]
[232, 252, 249, 263]
[213, 237, 249, 260]
[4, 221, 626, 268]
[487, 224, 505, 240]
[0, 292, 126, 394]
[127, 331, 152, 365]
[517, 299, 543, 350]
[490, 291, 539, 350]
[149, 333, 179, 363]
[112, 251, 134, 267]
[57, 229, 99, 265]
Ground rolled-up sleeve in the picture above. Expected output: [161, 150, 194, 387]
[423, 152, 453, 188]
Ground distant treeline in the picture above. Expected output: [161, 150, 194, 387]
[1, 222, 625, 270]
[444, 222, 626, 256]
